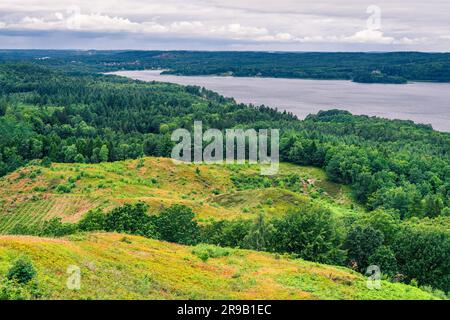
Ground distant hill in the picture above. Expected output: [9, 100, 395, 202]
[0, 157, 360, 233]
[2, 50, 450, 83]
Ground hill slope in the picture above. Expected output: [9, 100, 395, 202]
[0, 157, 361, 233]
[0, 232, 439, 300]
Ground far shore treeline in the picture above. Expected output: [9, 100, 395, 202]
[1, 50, 450, 83]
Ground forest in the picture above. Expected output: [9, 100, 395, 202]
[1, 50, 450, 83]
[0, 63, 448, 220]
[0, 59, 449, 294]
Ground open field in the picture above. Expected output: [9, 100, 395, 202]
[0, 157, 362, 233]
[0, 232, 440, 300]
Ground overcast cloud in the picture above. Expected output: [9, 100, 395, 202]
[0, 0, 449, 51]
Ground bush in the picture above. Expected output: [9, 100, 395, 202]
[155, 205, 199, 245]
[78, 209, 106, 231]
[191, 244, 232, 262]
[393, 225, 450, 292]
[55, 183, 74, 194]
[8, 223, 39, 236]
[104, 202, 157, 238]
[39, 217, 78, 237]
[68, 175, 80, 184]
[368, 245, 398, 278]
[0, 279, 28, 300]
[243, 213, 275, 251]
[271, 205, 346, 265]
[40, 157, 52, 168]
[200, 219, 251, 248]
[7, 256, 37, 284]
[7, 218, 76, 237]
[344, 226, 384, 272]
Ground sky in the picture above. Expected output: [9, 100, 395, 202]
[0, 0, 449, 51]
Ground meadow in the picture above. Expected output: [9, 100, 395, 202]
[0, 232, 441, 300]
[0, 157, 360, 233]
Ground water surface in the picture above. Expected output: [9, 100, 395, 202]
[112, 70, 450, 132]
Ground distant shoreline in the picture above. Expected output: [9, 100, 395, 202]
[108, 68, 450, 85]
[111, 69, 450, 132]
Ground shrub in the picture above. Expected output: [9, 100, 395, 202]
[393, 225, 450, 292]
[8, 223, 39, 236]
[32, 186, 47, 192]
[344, 226, 384, 272]
[68, 175, 80, 184]
[136, 158, 145, 169]
[243, 213, 275, 251]
[201, 219, 251, 248]
[104, 202, 157, 238]
[120, 236, 132, 244]
[78, 209, 106, 231]
[6, 256, 37, 284]
[40, 157, 52, 168]
[0, 279, 28, 300]
[155, 205, 199, 245]
[39, 217, 77, 237]
[55, 183, 74, 194]
[271, 205, 346, 265]
[367, 245, 398, 278]
[192, 244, 232, 262]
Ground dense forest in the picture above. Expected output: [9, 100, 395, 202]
[1, 50, 450, 83]
[0, 60, 449, 293]
[1, 63, 448, 220]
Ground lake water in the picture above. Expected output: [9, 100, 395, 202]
[112, 70, 450, 132]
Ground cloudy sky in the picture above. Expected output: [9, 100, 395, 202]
[0, 0, 449, 51]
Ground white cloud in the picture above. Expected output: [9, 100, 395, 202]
[210, 24, 269, 39]
[169, 21, 203, 32]
[344, 29, 394, 44]
[0, 0, 448, 50]
[395, 37, 425, 45]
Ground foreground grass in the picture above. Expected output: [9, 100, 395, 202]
[0, 233, 440, 300]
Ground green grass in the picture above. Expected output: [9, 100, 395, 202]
[0, 233, 441, 300]
[0, 157, 363, 232]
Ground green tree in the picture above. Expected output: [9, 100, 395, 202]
[356, 210, 400, 244]
[74, 153, 85, 163]
[99, 144, 109, 162]
[393, 226, 450, 292]
[271, 205, 345, 265]
[422, 195, 444, 218]
[0, 100, 7, 116]
[243, 213, 274, 251]
[104, 202, 156, 237]
[7, 256, 37, 284]
[155, 205, 199, 245]
[159, 123, 170, 134]
[78, 209, 106, 231]
[201, 219, 251, 248]
[40, 157, 52, 167]
[344, 226, 384, 272]
[39, 217, 77, 237]
[368, 245, 398, 278]
[62, 144, 78, 163]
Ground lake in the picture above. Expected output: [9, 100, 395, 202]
[112, 70, 450, 132]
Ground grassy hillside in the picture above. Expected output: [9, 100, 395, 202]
[0, 157, 362, 233]
[0, 232, 440, 300]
